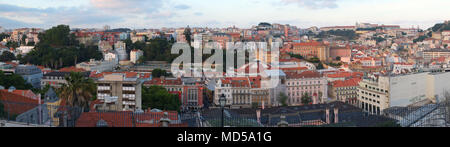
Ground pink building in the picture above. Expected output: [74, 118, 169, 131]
[330, 46, 351, 63]
[285, 71, 328, 106]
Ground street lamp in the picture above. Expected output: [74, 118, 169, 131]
[219, 94, 226, 127]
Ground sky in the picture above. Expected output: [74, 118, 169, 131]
[0, 0, 449, 30]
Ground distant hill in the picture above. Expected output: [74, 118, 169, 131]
[429, 21, 450, 32]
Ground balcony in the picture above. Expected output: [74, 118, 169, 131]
[98, 86, 111, 91]
[122, 87, 135, 91]
[123, 101, 136, 105]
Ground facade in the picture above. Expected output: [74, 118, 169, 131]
[423, 49, 450, 62]
[144, 77, 204, 110]
[357, 72, 446, 115]
[292, 41, 330, 62]
[15, 65, 43, 88]
[114, 41, 128, 61]
[130, 49, 144, 64]
[285, 71, 328, 105]
[41, 72, 90, 88]
[329, 46, 351, 63]
[329, 78, 361, 105]
[357, 76, 390, 115]
[95, 73, 143, 112]
[76, 59, 117, 72]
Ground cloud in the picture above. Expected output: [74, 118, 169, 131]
[280, 0, 339, 9]
[90, 0, 164, 14]
[174, 4, 191, 10]
[0, 17, 38, 28]
[194, 12, 203, 16]
[0, 3, 122, 28]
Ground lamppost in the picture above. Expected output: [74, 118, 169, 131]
[219, 94, 226, 127]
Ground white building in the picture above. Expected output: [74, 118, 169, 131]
[16, 46, 34, 55]
[104, 51, 119, 64]
[76, 59, 117, 72]
[114, 41, 127, 61]
[358, 72, 450, 115]
[392, 63, 415, 74]
[130, 49, 144, 64]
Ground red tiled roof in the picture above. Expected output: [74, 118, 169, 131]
[0, 90, 39, 115]
[59, 66, 86, 72]
[326, 72, 363, 78]
[285, 71, 322, 79]
[90, 72, 138, 79]
[332, 78, 362, 88]
[144, 78, 182, 86]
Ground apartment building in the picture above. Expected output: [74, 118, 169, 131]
[422, 49, 450, 62]
[292, 41, 330, 61]
[96, 73, 142, 112]
[329, 78, 361, 105]
[15, 65, 43, 89]
[357, 72, 450, 115]
[285, 71, 328, 105]
[144, 77, 204, 110]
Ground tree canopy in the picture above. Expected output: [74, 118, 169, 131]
[0, 51, 16, 62]
[151, 68, 170, 78]
[142, 85, 181, 111]
[0, 71, 33, 90]
[301, 93, 313, 105]
[19, 25, 102, 69]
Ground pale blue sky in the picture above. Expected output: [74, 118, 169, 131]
[0, 0, 448, 29]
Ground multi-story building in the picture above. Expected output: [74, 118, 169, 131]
[15, 65, 43, 89]
[130, 49, 144, 64]
[422, 49, 450, 62]
[285, 71, 328, 105]
[357, 76, 390, 115]
[144, 77, 204, 110]
[114, 41, 128, 61]
[95, 73, 142, 112]
[329, 78, 361, 105]
[41, 72, 91, 88]
[292, 41, 330, 62]
[357, 72, 446, 115]
[76, 59, 117, 72]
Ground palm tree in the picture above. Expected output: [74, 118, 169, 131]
[59, 72, 96, 112]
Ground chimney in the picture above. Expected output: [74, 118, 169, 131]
[334, 107, 339, 124]
[256, 109, 261, 124]
[326, 108, 330, 124]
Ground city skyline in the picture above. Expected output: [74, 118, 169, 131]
[0, 0, 449, 29]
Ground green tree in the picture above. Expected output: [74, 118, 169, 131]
[142, 86, 181, 111]
[184, 26, 192, 46]
[278, 93, 288, 107]
[301, 93, 312, 105]
[317, 62, 325, 70]
[152, 68, 169, 78]
[336, 56, 341, 61]
[0, 51, 16, 62]
[6, 41, 19, 49]
[39, 24, 76, 47]
[0, 33, 10, 40]
[0, 71, 33, 90]
[21, 34, 27, 45]
[58, 72, 97, 111]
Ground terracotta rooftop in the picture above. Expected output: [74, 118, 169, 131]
[0, 90, 39, 115]
[285, 71, 322, 79]
[332, 78, 362, 88]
